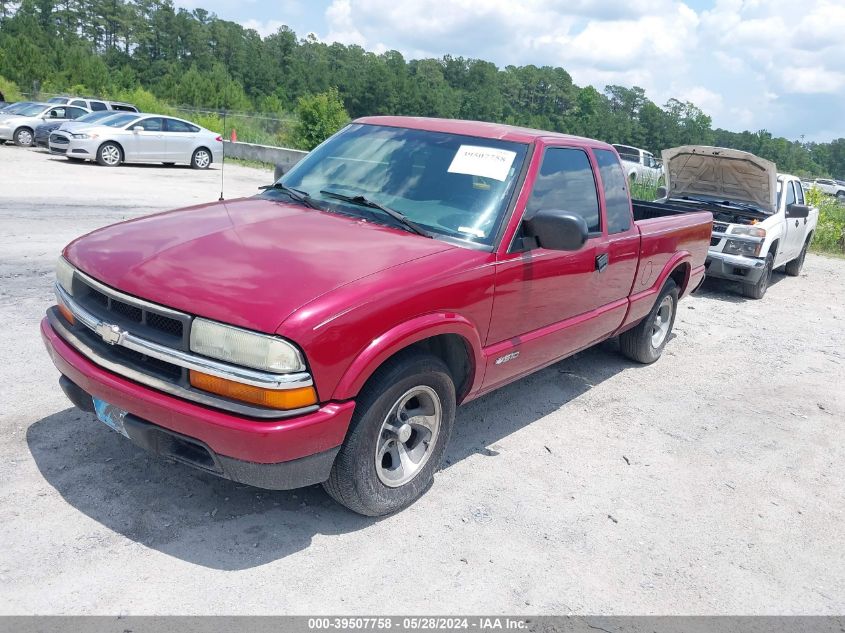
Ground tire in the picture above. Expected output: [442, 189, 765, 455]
[14, 127, 34, 147]
[191, 147, 212, 169]
[619, 278, 678, 364]
[741, 252, 774, 299]
[96, 142, 122, 167]
[323, 350, 456, 516]
[784, 238, 810, 277]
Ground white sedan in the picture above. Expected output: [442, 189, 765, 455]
[48, 113, 223, 169]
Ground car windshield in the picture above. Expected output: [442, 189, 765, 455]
[76, 111, 119, 123]
[100, 113, 140, 128]
[1, 102, 32, 113]
[14, 103, 49, 117]
[275, 123, 528, 246]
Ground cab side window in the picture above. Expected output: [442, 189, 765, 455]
[89, 101, 108, 111]
[526, 147, 601, 234]
[785, 182, 796, 207]
[594, 149, 632, 234]
[794, 181, 805, 205]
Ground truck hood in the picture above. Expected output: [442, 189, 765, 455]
[64, 197, 456, 333]
[661, 146, 777, 214]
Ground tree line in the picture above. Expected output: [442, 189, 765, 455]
[0, 0, 843, 176]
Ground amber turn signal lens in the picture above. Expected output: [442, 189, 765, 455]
[57, 302, 75, 325]
[189, 370, 317, 410]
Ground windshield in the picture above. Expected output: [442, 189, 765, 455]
[99, 113, 140, 128]
[276, 124, 528, 245]
[1, 102, 32, 113]
[76, 111, 119, 124]
[14, 103, 49, 117]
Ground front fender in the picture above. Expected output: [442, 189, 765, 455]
[330, 313, 486, 402]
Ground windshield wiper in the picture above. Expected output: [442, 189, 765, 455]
[259, 183, 322, 210]
[319, 190, 432, 238]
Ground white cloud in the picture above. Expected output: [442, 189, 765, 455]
[313, 0, 844, 138]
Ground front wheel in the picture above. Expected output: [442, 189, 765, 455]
[14, 128, 34, 147]
[619, 278, 678, 364]
[323, 351, 456, 516]
[191, 147, 212, 169]
[741, 252, 773, 299]
[96, 142, 122, 167]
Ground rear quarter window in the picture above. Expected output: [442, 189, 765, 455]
[594, 149, 632, 234]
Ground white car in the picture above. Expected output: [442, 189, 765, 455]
[49, 113, 223, 169]
[809, 178, 845, 200]
[0, 102, 90, 147]
[612, 144, 663, 184]
[661, 145, 818, 299]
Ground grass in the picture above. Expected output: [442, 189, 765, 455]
[629, 178, 661, 201]
[809, 195, 845, 256]
[224, 156, 275, 172]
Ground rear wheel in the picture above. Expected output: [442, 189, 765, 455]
[620, 278, 678, 364]
[14, 127, 34, 147]
[191, 147, 211, 169]
[741, 252, 773, 299]
[784, 238, 810, 277]
[323, 351, 455, 516]
[96, 142, 122, 167]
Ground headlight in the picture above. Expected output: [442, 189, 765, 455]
[730, 225, 766, 238]
[56, 257, 75, 295]
[190, 318, 306, 373]
[71, 133, 97, 139]
[723, 239, 762, 257]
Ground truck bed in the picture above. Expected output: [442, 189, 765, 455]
[632, 198, 706, 221]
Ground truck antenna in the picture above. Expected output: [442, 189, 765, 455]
[219, 110, 227, 201]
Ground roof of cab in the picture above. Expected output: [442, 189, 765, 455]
[354, 115, 611, 147]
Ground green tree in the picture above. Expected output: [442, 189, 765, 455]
[291, 87, 349, 150]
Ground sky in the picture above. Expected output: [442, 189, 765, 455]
[173, 0, 845, 142]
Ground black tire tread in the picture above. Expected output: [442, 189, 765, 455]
[619, 278, 678, 364]
[741, 253, 773, 299]
[322, 349, 454, 516]
[784, 239, 810, 277]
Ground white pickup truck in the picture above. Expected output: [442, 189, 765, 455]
[810, 178, 845, 200]
[612, 144, 663, 184]
[660, 146, 818, 299]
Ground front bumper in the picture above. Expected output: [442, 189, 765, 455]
[0, 125, 12, 141]
[705, 250, 766, 284]
[41, 317, 355, 489]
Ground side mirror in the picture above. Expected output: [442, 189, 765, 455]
[786, 203, 810, 219]
[523, 209, 589, 251]
[133, 125, 144, 133]
[656, 186, 668, 199]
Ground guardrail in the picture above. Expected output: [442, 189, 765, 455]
[223, 141, 307, 176]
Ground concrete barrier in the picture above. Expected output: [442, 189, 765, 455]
[223, 141, 307, 174]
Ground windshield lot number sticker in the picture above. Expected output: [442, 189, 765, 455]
[448, 145, 517, 182]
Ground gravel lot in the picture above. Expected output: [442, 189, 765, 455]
[1, 146, 844, 615]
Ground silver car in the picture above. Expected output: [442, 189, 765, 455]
[49, 113, 222, 169]
[0, 102, 90, 146]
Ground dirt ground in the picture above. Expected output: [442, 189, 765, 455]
[1, 146, 844, 615]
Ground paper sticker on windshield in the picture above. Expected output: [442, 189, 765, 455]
[448, 145, 516, 182]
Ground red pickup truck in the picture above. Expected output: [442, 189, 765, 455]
[42, 117, 711, 515]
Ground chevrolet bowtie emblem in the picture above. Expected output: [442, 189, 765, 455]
[95, 322, 123, 345]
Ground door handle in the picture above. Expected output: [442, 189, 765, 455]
[794, 220, 799, 227]
[595, 253, 609, 272]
